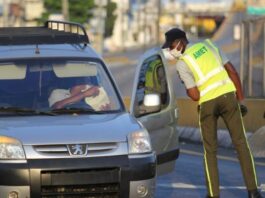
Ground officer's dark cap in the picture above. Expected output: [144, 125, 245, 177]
[162, 28, 188, 49]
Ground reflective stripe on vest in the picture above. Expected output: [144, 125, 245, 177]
[200, 78, 233, 97]
[182, 54, 204, 80]
[183, 54, 225, 87]
[197, 67, 225, 87]
[180, 39, 236, 103]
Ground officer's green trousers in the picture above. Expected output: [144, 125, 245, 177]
[199, 92, 258, 197]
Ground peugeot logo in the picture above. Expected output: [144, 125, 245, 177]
[67, 144, 88, 156]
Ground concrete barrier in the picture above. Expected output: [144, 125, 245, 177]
[176, 98, 265, 132]
[123, 97, 265, 156]
[123, 97, 265, 133]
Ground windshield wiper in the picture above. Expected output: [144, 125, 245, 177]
[51, 107, 105, 114]
[0, 107, 56, 116]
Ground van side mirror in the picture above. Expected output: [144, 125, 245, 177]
[143, 93, 161, 113]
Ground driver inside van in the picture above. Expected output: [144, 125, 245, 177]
[48, 84, 111, 111]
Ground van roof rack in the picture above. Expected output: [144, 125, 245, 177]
[0, 20, 89, 45]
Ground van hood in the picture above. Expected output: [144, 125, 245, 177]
[0, 113, 141, 145]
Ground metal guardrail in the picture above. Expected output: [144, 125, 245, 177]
[123, 97, 265, 132]
[240, 16, 265, 97]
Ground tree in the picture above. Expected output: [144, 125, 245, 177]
[40, 0, 95, 24]
[68, 0, 95, 24]
[39, 0, 117, 38]
[104, 1, 117, 38]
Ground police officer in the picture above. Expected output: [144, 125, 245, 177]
[161, 28, 263, 198]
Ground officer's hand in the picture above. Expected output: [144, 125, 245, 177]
[240, 104, 248, 117]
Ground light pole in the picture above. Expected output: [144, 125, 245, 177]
[121, 1, 124, 51]
[94, 0, 107, 54]
[19, 0, 25, 26]
[156, 0, 161, 46]
[3, 0, 9, 26]
[62, 0, 69, 21]
[144, 2, 147, 50]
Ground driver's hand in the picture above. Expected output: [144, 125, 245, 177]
[84, 86, 99, 97]
[100, 103, 111, 111]
[52, 101, 65, 109]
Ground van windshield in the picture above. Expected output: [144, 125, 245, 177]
[0, 59, 122, 114]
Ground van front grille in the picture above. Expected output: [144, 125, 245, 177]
[34, 142, 118, 157]
[41, 168, 120, 198]
[41, 183, 120, 198]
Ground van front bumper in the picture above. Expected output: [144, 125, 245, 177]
[0, 153, 156, 198]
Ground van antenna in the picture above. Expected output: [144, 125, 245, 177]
[35, 44, 40, 54]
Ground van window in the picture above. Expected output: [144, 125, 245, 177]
[0, 59, 122, 113]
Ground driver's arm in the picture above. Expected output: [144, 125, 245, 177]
[53, 86, 99, 109]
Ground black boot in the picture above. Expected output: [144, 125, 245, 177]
[248, 189, 263, 198]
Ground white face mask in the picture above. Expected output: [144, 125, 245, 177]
[170, 41, 183, 59]
[162, 48, 175, 61]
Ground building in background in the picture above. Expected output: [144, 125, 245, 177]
[0, 0, 258, 52]
[0, 0, 43, 27]
[163, 0, 231, 38]
[24, 0, 44, 25]
[105, 0, 234, 51]
[105, 0, 131, 51]
[247, 0, 265, 7]
[105, 0, 161, 51]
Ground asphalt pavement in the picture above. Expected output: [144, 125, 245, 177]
[155, 141, 265, 198]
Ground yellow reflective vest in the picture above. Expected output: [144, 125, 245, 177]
[180, 39, 236, 104]
[145, 59, 162, 94]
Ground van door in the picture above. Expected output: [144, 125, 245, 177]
[130, 47, 179, 175]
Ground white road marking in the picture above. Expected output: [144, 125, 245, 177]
[158, 183, 264, 191]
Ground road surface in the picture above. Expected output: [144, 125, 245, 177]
[156, 142, 265, 198]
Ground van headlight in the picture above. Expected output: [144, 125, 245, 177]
[128, 130, 152, 154]
[0, 136, 25, 159]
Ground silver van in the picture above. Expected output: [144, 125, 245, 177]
[0, 21, 179, 198]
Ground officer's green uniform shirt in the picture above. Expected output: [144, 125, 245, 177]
[176, 43, 229, 89]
